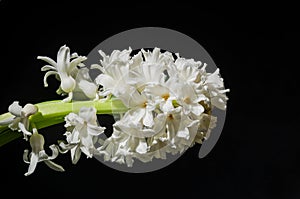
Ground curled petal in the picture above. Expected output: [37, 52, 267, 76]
[48, 144, 59, 160]
[22, 104, 38, 117]
[90, 64, 105, 73]
[41, 65, 57, 71]
[18, 122, 32, 136]
[23, 149, 30, 163]
[24, 153, 38, 176]
[37, 56, 57, 67]
[58, 140, 77, 153]
[44, 160, 65, 172]
[69, 56, 87, 72]
[44, 71, 58, 87]
[71, 52, 78, 58]
[8, 101, 22, 117]
[38, 150, 49, 161]
[64, 113, 83, 127]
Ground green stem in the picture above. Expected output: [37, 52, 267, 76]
[0, 98, 128, 147]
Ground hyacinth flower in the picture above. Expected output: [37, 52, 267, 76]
[59, 107, 106, 164]
[38, 45, 99, 102]
[0, 101, 38, 141]
[0, 45, 229, 175]
[23, 128, 64, 176]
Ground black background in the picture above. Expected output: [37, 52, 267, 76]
[0, 1, 299, 198]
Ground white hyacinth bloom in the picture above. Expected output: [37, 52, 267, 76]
[174, 83, 207, 116]
[0, 101, 37, 140]
[38, 45, 88, 102]
[118, 87, 156, 128]
[62, 107, 105, 164]
[201, 68, 230, 110]
[130, 48, 173, 87]
[98, 128, 148, 167]
[168, 55, 203, 85]
[143, 79, 177, 113]
[23, 128, 64, 176]
[152, 107, 199, 153]
[92, 47, 137, 97]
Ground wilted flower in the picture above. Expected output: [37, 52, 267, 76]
[23, 128, 64, 176]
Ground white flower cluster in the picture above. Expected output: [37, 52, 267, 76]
[92, 47, 229, 166]
[0, 45, 229, 175]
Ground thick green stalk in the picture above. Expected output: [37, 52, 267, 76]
[0, 98, 128, 147]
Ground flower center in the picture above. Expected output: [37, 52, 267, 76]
[161, 93, 170, 101]
[167, 114, 174, 120]
[183, 97, 191, 104]
[141, 101, 147, 108]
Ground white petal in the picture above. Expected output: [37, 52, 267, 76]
[80, 134, 95, 151]
[191, 104, 204, 116]
[206, 69, 223, 87]
[136, 139, 148, 154]
[58, 141, 77, 153]
[130, 51, 143, 68]
[38, 150, 49, 161]
[144, 84, 169, 97]
[177, 128, 190, 140]
[23, 149, 30, 163]
[65, 112, 83, 126]
[37, 56, 57, 67]
[78, 80, 98, 99]
[87, 124, 105, 136]
[95, 74, 115, 89]
[57, 45, 70, 74]
[22, 104, 38, 117]
[80, 145, 93, 158]
[24, 153, 38, 176]
[8, 101, 22, 117]
[211, 97, 227, 110]
[71, 146, 81, 164]
[68, 129, 80, 144]
[161, 99, 174, 113]
[153, 113, 167, 134]
[41, 65, 57, 71]
[18, 122, 32, 136]
[44, 160, 65, 172]
[143, 110, 154, 127]
[90, 64, 105, 73]
[48, 144, 59, 160]
[128, 108, 145, 126]
[69, 56, 87, 72]
[43, 71, 58, 87]
[71, 52, 78, 58]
